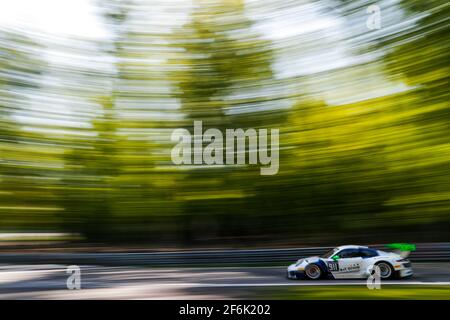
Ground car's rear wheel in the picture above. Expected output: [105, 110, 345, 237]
[305, 264, 322, 280]
[376, 262, 394, 279]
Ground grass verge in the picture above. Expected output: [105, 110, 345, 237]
[256, 285, 450, 300]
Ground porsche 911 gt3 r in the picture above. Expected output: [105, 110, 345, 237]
[287, 245, 413, 280]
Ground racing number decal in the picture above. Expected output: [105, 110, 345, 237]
[327, 261, 339, 271]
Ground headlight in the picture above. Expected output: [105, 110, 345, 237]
[396, 258, 409, 262]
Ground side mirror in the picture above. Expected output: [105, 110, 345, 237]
[332, 255, 340, 261]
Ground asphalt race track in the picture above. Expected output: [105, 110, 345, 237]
[0, 263, 449, 299]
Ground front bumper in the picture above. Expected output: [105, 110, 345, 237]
[287, 270, 306, 279]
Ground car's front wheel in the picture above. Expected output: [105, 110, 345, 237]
[375, 262, 394, 279]
[305, 264, 322, 280]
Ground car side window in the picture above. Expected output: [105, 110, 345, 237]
[336, 248, 360, 258]
[359, 248, 378, 258]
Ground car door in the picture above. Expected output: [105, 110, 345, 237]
[358, 248, 379, 277]
[330, 248, 364, 279]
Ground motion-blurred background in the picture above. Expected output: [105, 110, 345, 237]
[0, 0, 448, 248]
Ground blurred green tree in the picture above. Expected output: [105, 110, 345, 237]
[0, 31, 58, 231]
[168, 0, 286, 244]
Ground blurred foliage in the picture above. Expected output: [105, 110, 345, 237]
[0, 0, 449, 245]
[257, 285, 450, 300]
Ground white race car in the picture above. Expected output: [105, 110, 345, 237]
[287, 245, 414, 280]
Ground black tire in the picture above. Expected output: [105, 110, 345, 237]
[375, 261, 394, 279]
[305, 263, 322, 280]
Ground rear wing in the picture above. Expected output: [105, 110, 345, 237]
[386, 243, 416, 258]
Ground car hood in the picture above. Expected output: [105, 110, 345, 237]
[294, 256, 321, 265]
[289, 256, 322, 270]
[303, 256, 321, 262]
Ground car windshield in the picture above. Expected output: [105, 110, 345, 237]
[320, 248, 338, 258]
